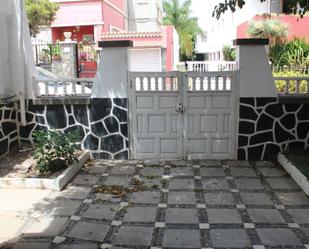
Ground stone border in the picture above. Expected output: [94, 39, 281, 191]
[0, 151, 90, 191]
[277, 153, 309, 195]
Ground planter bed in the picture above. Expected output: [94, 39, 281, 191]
[0, 151, 90, 191]
[278, 151, 309, 196]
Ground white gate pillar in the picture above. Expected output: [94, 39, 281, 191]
[234, 38, 277, 97]
[91, 40, 133, 98]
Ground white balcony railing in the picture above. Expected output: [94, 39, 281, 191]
[34, 78, 93, 97]
[186, 61, 237, 72]
[274, 77, 309, 96]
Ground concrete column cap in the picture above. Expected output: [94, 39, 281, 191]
[233, 38, 269, 46]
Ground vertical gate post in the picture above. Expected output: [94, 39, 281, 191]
[234, 38, 277, 97]
[91, 40, 133, 98]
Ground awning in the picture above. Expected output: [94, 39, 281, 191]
[51, 1, 103, 27]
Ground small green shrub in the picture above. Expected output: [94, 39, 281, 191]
[222, 45, 236, 61]
[273, 70, 309, 93]
[33, 130, 80, 173]
[247, 18, 289, 46]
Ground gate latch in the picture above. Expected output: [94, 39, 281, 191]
[175, 103, 184, 113]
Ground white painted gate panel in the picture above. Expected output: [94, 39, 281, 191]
[183, 72, 237, 159]
[129, 71, 238, 160]
[129, 72, 182, 159]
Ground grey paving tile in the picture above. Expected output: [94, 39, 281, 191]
[170, 167, 194, 176]
[59, 244, 98, 249]
[204, 192, 236, 205]
[235, 178, 264, 189]
[82, 204, 118, 220]
[302, 227, 309, 238]
[114, 226, 153, 246]
[168, 191, 196, 205]
[165, 208, 198, 224]
[200, 168, 225, 177]
[287, 209, 309, 224]
[201, 160, 222, 166]
[255, 161, 275, 167]
[44, 199, 81, 216]
[201, 179, 229, 190]
[259, 167, 287, 177]
[210, 229, 250, 248]
[25, 217, 68, 236]
[256, 228, 302, 246]
[277, 192, 309, 205]
[95, 193, 121, 203]
[240, 193, 273, 205]
[110, 166, 135, 175]
[12, 243, 51, 249]
[247, 209, 285, 223]
[130, 191, 161, 204]
[68, 221, 109, 242]
[123, 206, 157, 222]
[141, 177, 163, 189]
[230, 168, 257, 177]
[267, 178, 299, 190]
[72, 174, 99, 186]
[103, 176, 131, 187]
[141, 167, 164, 177]
[207, 209, 242, 223]
[55, 185, 91, 200]
[84, 165, 107, 174]
[169, 179, 195, 190]
[163, 229, 201, 248]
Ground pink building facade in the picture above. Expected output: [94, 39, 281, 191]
[237, 15, 309, 41]
[51, 0, 126, 43]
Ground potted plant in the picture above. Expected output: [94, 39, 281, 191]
[52, 40, 62, 61]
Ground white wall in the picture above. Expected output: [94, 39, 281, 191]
[237, 44, 277, 97]
[193, 0, 280, 56]
[0, 0, 36, 99]
[92, 47, 129, 98]
[127, 0, 163, 32]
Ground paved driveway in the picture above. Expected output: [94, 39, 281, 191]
[1, 160, 309, 249]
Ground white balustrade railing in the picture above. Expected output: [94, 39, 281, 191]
[129, 71, 235, 92]
[274, 77, 309, 96]
[186, 61, 237, 72]
[34, 78, 93, 97]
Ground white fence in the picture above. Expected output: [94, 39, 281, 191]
[34, 78, 93, 97]
[186, 61, 237, 72]
[274, 77, 309, 96]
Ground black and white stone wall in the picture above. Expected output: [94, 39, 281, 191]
[20, 98, 129, 159]
[0, 103, 18, 158]
[238, 97, 309, 160]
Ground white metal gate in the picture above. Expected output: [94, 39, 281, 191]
[129, 71, 238, 160]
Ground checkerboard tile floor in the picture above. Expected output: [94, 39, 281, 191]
[10, 160, 309, 249]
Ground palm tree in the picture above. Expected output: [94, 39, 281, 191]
[163, 0, 202, 60]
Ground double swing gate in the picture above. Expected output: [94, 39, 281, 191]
[129, 71, 238, 160]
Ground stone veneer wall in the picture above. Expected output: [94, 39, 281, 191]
[20, 98, 129, 159]
[238, 98, 309, 160]
[0, 103, 18, 158]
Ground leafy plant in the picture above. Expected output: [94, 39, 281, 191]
[25, 0, 59, 36]
[213, 0, 309, 19]
[273, 70, 309, 93]
[41, 40, 62, 62]
[271, 39, 309, 72]
[247, 18, 289, 46]
[32, 130, 80, 173]
[163, 0, 203, 60]
[222, 45, 236, 61]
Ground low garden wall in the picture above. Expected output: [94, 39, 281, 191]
[1, 97, 309, 161]
[0, 98, 129, 160]
[0, 103, 18, 158]
[238, 97, 309, 161]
